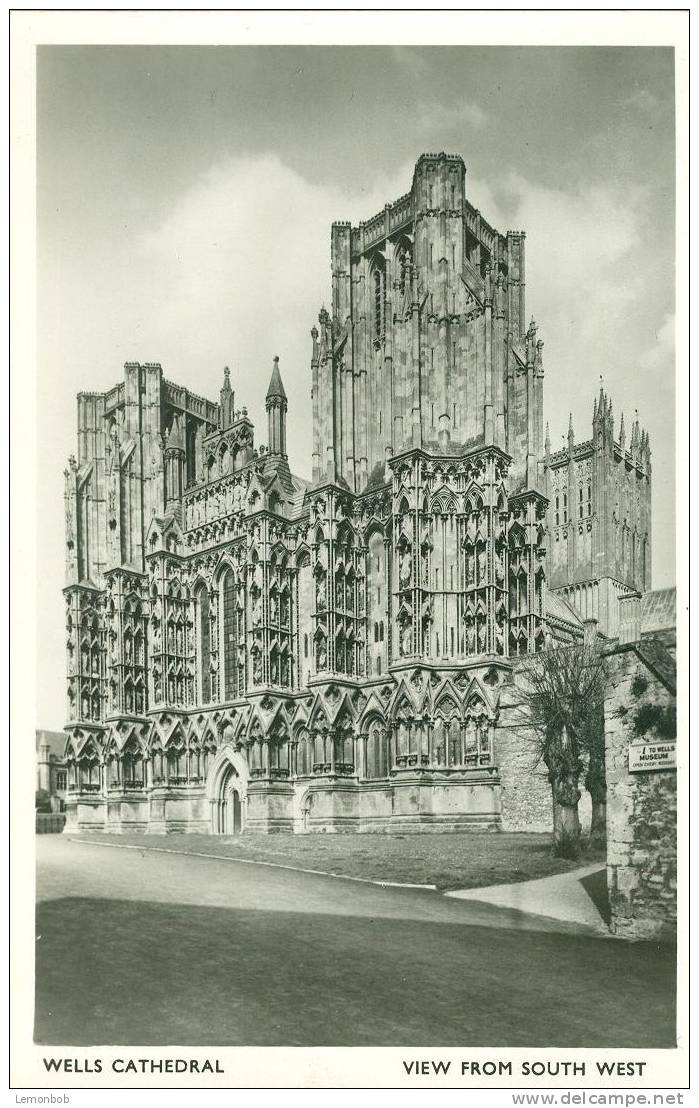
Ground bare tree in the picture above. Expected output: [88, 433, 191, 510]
[518, 641, 607, 855]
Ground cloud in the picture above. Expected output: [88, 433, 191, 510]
[389, 45, 430, 74]
[135, 154, 413, 475]
[622, 88, 661, 115]
[416, 96, 488, 133]
[464, 169, 671, 450]
[639, 311, 675, 373]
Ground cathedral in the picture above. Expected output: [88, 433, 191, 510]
[62, 153, 652, 835]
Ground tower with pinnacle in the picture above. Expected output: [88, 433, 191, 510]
[544, 384, 652, 636]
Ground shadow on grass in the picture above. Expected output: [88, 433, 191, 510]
[35, 896, 675, 1049]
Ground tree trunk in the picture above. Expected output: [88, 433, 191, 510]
[552, 799, 581, 857]
[589, 798, 607, 844]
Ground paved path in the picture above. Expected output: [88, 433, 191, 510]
[35, 836, 675, 1049]
[446, 864, 608, 932]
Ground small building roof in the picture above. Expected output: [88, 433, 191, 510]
[641, 587, 676, 634]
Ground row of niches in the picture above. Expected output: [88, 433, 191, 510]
[63, 716, 497, 791]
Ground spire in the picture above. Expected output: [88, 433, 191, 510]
[266, 355, 287, 402]
[545, 421, 551, 455]
[220, 365, 235, 429]
[166, 414, 185, 452]
[619, 412, 626, 450]
[568, 411, 575, 451]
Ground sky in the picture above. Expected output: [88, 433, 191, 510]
[36, 45, 676, 728]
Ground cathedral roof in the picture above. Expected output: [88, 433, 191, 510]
[546, 591, 584, 630]
[364, 461, 389, 493]
[640, 587, 676, 634]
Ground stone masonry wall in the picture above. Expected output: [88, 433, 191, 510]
[604, 644, 677, 942]
[496, 670, 553, 833]
[496, 663, 594, 835]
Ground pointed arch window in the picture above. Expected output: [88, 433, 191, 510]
[372, 258, 386, 341]
[221, 568, 238, 701]
[196, 585, 211, 704]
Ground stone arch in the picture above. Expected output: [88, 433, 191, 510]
[206, 744, 249, 835]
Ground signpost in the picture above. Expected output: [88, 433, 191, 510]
[628, 741, 677, 773]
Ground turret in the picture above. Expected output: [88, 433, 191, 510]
[266, 355, 288, 457]
[568, 411, 575, 453]
[164, 414, 185, 508]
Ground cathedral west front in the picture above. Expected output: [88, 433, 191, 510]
[62, 153, 652, 835]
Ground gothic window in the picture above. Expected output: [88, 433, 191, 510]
[555, 494, 559, 526]
[372, 259, 386, 341]
[297, 551, 313, 684]
[367, 532, 387, 677]
[587, 481, 592, 517]
[195, 584, 211, 704]
[563, 491, 568, 524]
[221, 568, 238, 701]
[365, 722, 387, 779]
[296, 727, 310, 776]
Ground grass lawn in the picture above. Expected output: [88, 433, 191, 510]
[70, 830, 605, 890]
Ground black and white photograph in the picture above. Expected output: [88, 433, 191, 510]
[11, 9, 688, 1093]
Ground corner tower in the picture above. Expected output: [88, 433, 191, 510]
[311, 152, 543, 496]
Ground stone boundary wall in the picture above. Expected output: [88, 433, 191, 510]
[604, 642, 677, 942]
[495, 670, 553, 834]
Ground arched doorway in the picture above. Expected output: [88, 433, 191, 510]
[214, 763, 242, 835]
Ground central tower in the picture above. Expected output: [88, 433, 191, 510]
[311, 152, 544, 497]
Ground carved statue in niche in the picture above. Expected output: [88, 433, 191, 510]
[251, 595, 263, 627]
[477, 620, 487, 653]
[252, 651, 262, 684]
[270, 655, 278, 684]
[399, 549, 412, 587]
[495, 548, 505, 585]
[477, 547, 487, 584]
[400, 623, 412, 656]
[270, 594, 279, 623]
[316, 639, 327, 670]
[465, 547, 475, 586]
[316, 576, 327, 611]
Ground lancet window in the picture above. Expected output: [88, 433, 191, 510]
[195, 583, 212, 704]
